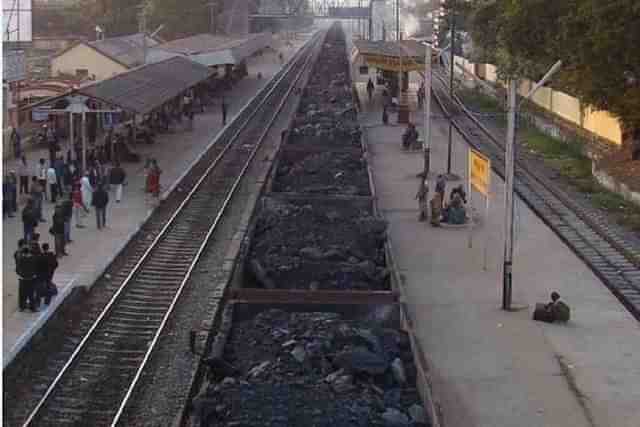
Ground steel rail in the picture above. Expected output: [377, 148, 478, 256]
[21, 31, 324, 427]
[110, 31, 324, 426]
[430, 70, 640, 320]
[434, 71, 640, 269]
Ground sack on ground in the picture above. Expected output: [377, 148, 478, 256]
[533, 303, 553, 322]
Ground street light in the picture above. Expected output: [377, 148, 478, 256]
[502, 60, 562, 311]
[421, 14, 435, 185]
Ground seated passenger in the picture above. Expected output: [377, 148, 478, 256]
[430, 193, 442, 227]
[450, 184, 467, 204]
[402, 123, 419, 149]
[533, 292, 571, 323]
[443, 193, 467, 225]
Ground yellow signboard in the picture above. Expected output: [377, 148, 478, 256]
[469, 149, 491, 196]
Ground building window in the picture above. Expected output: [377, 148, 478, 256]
[76, 69, 89, 78]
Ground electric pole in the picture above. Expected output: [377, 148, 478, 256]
[503, 79, 517, 311]
[423, 19, 433, 184]
[208, 2, 217, 34]
[446, 0, 456, 177]
[396, 0, 399, 42]
[137, 1, 152, 65]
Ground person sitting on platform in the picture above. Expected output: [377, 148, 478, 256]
[449, 184, 467, 205]
[430, 192, 442, 227]
[442, 192, 467, 225]
[402, 123, 419, 149]
[534, 292, 571, 323]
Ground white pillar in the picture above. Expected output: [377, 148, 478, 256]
[82, 111, 87, 172]
[424, 42, 432, 178]
[69, 112, 74, 160]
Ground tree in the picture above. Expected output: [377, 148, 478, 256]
[469, 0, 640, 157]
[95, 0, 142, 36]
[437, 0, 473, 54]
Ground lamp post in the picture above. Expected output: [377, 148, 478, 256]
[502, 60, 562, 310]
[422, 13, 435, 183]
[445, 0, 457, 180]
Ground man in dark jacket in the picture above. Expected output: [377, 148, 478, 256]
[60, 193, 74, 243]
[39, 243, 58, 305]
[22, 199, 38, 241]
[51, 205, 67, 257]
[16, 245, 39, 311]
[109, 162, 126, 203]
[92, 184, 109, 230]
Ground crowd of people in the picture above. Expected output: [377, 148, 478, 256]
[4, 149, 164, 313]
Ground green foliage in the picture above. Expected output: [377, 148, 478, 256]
[437, 0, 473, 53]
[457, 88, 504, 113]
[468, 0, 640, 139]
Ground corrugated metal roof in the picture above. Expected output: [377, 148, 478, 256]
[77, 56, 213, 114]
[154, 33, 272, 66]
[353, 40, 425, 59]
[156, 34, 236, 55]
[88, 33, 159, 68]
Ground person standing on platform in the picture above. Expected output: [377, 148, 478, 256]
[80, 172, 93, 213]
[11, 127, 21, 159]
[222, 96, 228, 126]
[435, 174, 446, 209]
[148, 159, 162, 199]
[382, 106, 389, 125]
[92, 184, 109, 230]
[54, 156, 65, 195]
[39, 243, 58, 306]
[22, 199, 38, 242]
[72, 183, 85, 228]
[38, 159, 48, 201]
[47, 163, 58, 204]
[51, 204, 67, 257]
[17, 156, 30, 196]
[16, 244, 38, 312]
[367, 78, 374, 101]
[61, 192, 74, 243]
[430, 192, 442, 227]
[415, 179, 429, 222]
[109, 161, 126, 203]
[3, 173, 16, 219]
[62, 161, 74, 194]
[30, 177, 45, 222]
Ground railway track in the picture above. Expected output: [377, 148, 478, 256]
[10, 31, 324, 427]
[431, 70, 640, 320]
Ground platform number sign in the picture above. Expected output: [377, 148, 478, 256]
[469, 148, 490, 196]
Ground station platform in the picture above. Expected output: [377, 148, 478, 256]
[2, 41, 308, 366]
[357, 83, 640, 427]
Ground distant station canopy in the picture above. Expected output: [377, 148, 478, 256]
[353, 40, 425, 73]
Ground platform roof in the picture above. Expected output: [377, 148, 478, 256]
[76, 56, 213, 114]
[150, 32, 272, 66]
[353, 40, 426, 72]
[22, 56, 213, 115]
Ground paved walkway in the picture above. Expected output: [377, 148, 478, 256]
[358, 84, 640, 427]
[2, 41, 309, 365]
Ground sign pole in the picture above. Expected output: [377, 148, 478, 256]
[467, 167, 473, 249]
[503, 79, 517, 310]
[483, 190, 490, 271]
